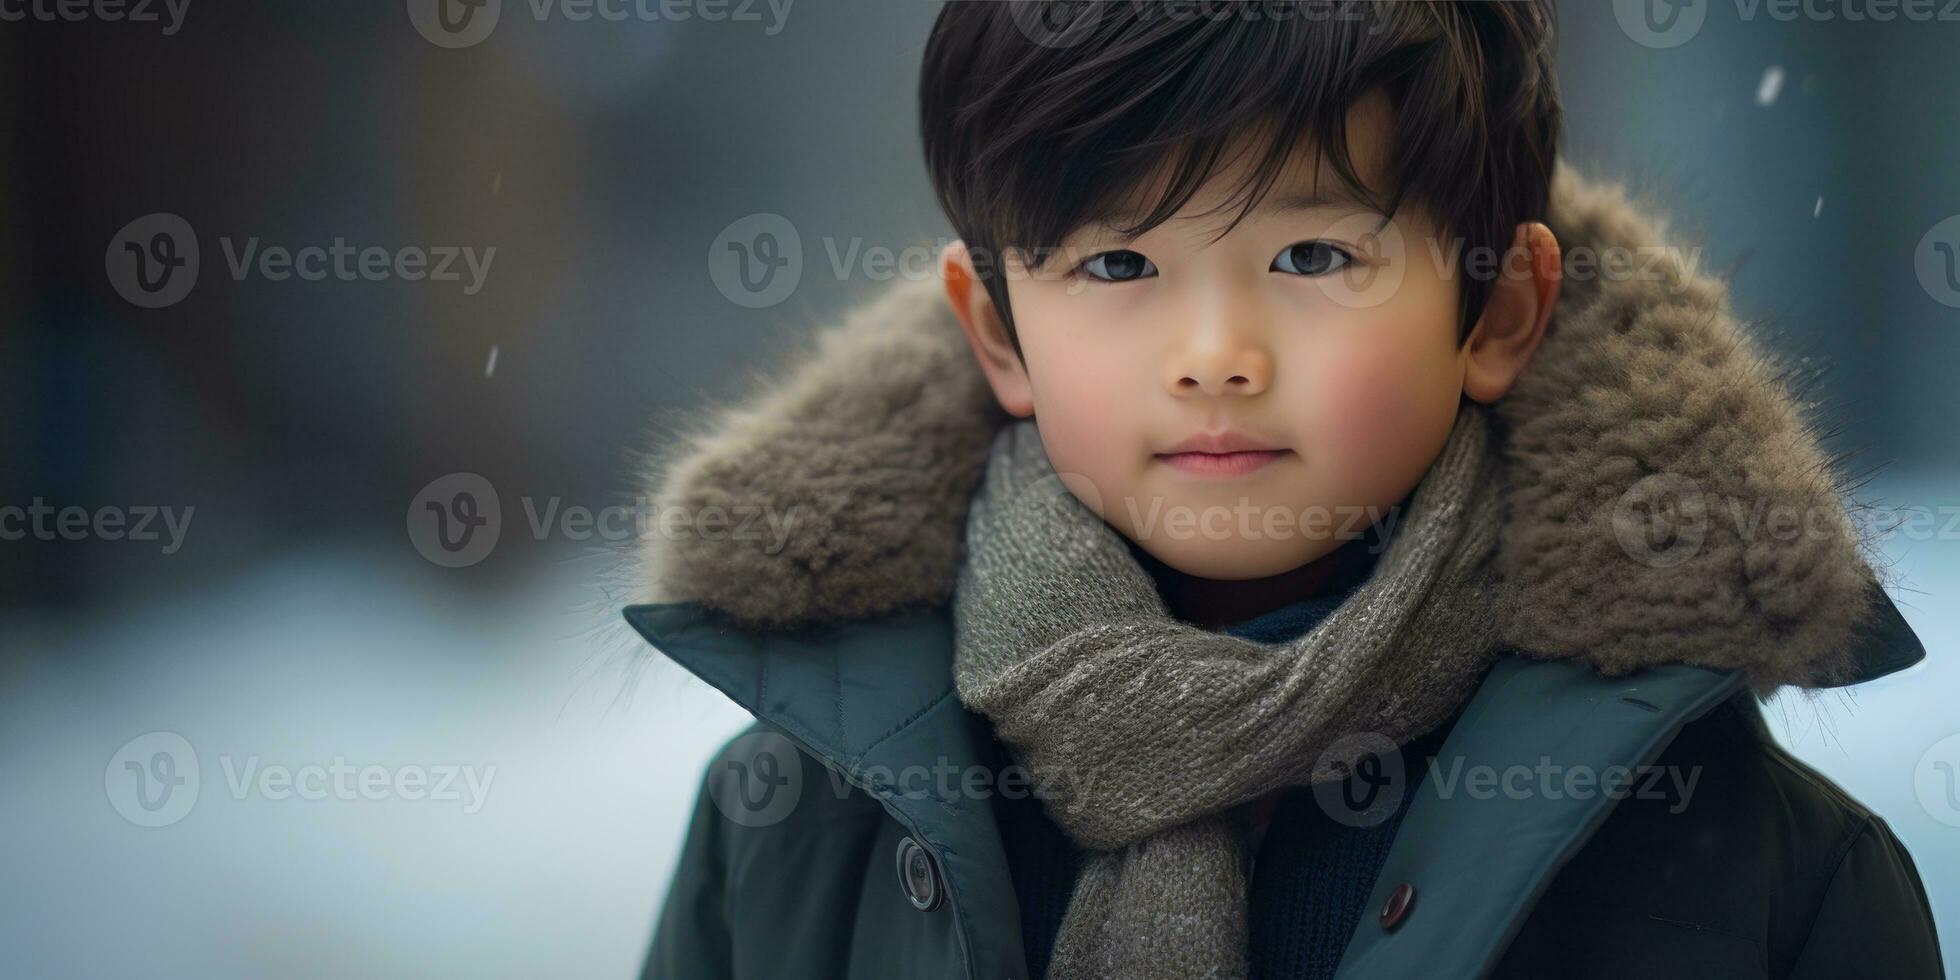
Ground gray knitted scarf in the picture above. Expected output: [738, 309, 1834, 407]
[952, 400, 1510, 979]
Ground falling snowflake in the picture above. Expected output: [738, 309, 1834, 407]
[485, 346, 499, 378]
[1756, 66, 1784, 107]
[1813, 196, 1823, 218]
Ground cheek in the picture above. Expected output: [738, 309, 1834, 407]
[1305, 325, 1462, 498]
[1034, 379, 1123, 474]
[1019, 321, 1136, 483]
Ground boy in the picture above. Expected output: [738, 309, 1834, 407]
[625, 3, 1942, 977]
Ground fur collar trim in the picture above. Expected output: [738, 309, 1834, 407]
[636, 164, 1898, 694]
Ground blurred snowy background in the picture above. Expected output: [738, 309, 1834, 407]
[3, 2, 1957, 976]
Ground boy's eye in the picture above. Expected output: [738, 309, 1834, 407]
[1078, 249, 1157, 283]
[1272, 241, 1355, 277]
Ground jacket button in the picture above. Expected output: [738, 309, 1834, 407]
[1379, 882, 1415, 931]
[895, 836, 943, 912]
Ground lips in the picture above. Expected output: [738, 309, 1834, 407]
[1155, 431, 1292, 478]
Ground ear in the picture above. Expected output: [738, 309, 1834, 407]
[1462, 221, 1560, 405]
[941, 240, 1035, 418]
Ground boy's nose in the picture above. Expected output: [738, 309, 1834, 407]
[1165, 340, 1273, 398]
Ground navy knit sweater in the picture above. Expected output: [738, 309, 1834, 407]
[993, 582, 1470, 979]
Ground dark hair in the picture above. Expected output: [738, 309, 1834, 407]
[918, 1, 1562, 348]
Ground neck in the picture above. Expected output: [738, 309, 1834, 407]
[1133, 535, 1382, 631]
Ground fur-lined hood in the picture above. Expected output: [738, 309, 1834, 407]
[636, 164, 1922, 696]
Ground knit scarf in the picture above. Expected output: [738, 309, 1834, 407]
[952, 400, 1510, 979]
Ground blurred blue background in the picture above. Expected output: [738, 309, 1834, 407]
[2, 2, 1956, 975]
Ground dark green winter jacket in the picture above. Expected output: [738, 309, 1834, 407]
[627, 588, 1938, 979]
[622, 166, 1947, 977]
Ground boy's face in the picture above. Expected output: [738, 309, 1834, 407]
[945, 91, 1555, 581]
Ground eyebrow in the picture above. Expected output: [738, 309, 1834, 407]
[1080, 185, 1380, 244]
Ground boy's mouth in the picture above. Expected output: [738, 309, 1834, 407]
[1156, 449, 1292, 478]
[1154, 431, 1292, 478]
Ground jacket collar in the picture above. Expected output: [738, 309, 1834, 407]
[1337, 578, 1924, 977]
[623, 601, 1031, 980]
[624, 581, 1923, 979]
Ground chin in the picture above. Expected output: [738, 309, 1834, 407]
[1137, 539, 1342, 581]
